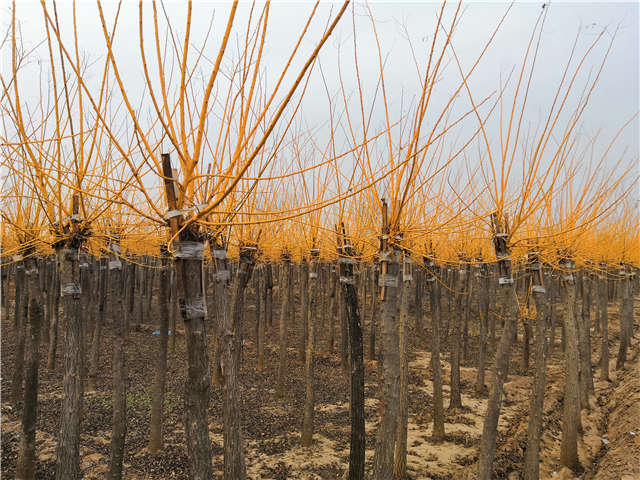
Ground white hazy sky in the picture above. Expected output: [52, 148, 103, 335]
[3, 1, 639, 197]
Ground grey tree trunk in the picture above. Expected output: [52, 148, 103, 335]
[328, 265, 337, 354]
[448, 268, 464, 410]
[373, 250, 401, 480]
[16, 258, 43, 480]
[477, 285, 517, 480]
[47, 263, 60, 370]
[599, 274, 610, 381]
[221, 246, 256, 479]
[427, 262, 445, 442]
[475, 263, 489, 395]
[298, 261, 309, 362]
[580, 273, 594, 395]
[369, 265, 378, 360]
[55, 248, 84, 480]
[523, 260, 549, 480]
[560, 271, 581, 473]
[394, 260, 411, 479]
[88, 257, 108, 391]
[257, 265, 266, 372]
[11, 259, 27, 405]
[277, 260, 292, 399]
[108, 252, 127, 480]
[302, 255, 318, 447]
[616, 272, 632, 370]
[339, 248, 365, 480]
[148, 256, 170, 453]
[175, 240, 212, 480]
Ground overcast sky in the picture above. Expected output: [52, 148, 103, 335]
[3, 1, 639, 203]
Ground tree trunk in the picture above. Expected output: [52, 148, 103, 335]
[212, 250, 230, 386]
[88, 257, 108, 391]
[265, 263, 274, 329]
[302, 256, 318, 447]
[298, 261, 309, 362]
[463, 270, 472, 362]
[477, 284, 517, 480]
[339, 251, 365, 480]
[148, 256, 170, 453]
[428, 265, 446, 442]
[581, 273, 594, 396]
[169, 266, 177, 354]
[340, 277, 349, 371]
[599, 275, 609, 381]
[11, 260, 27, 405]
[277, 260, 291, 399]
[522, 321, 531, 373]
[47, 264, 60, 370]
[415, 268, 423, 336]
[523, 268, 549, 480]
[108, 252, 127, 480]
[560, 273, 581, 473]
[616, 273, 632, 370]
[369, 266, 378, 360]
[175, 240, 212, 480]
[475, 264, 489, 395]
[55, 248, 83, 480]
[16, 258, 43, 480]
[448, 269, 464, 410]
[257, 265, 266, 372]
[373, 250, 401, 480]
[394, 261, 411, 479]
[328, 266, 337, 354]
[79, 255, 90, 391]
[221, 247, 256, 480]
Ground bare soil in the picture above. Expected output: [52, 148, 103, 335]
[1, 291, 638, 479]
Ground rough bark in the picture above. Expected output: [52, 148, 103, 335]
[148, 256, 170, 453]
[221, 247, 256, 480]
[448, 269, 464, 410]
[47, 263, 60, 370]
[523, 263, 549, 480]
[340, 276, 349, 371]
[328, 266, 337, 354]
[599, 274, 610, 381]
[560, 273, 581, 473]
[339, 250, 365, 480]
[16, 258, 43, 480]
[427, 262, 445, 442]
[373, 250, 401, 480]
[477, 285, 517, 480]
[173, 238, 212, 480]
[580, 273, 594, 396]
[298, 261, 309, 362]
[277, 260, 291, 399]
[369, 265, 378, 361]
[88, 257, 108, 391]
[475, 263, 489, 395]
[394, 261, 411, 479]
[616, 273, 632, 370]
[108, 252, 127, 480]
[11, 259, 27, 405]
[302, 255, 318, 447]
[257, 265, 266, 372]
[55, 248, 83, 480]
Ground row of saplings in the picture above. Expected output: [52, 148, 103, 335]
[2, 241, 638, 480]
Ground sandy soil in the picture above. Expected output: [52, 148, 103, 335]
[1, 288, 638, 479]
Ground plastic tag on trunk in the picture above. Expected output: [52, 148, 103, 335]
[379, 274, 398, 287]
[61, 282, 81, 296]
[173, 242, 204, 260]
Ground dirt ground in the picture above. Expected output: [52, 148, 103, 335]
[1, 290, 638, 479]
